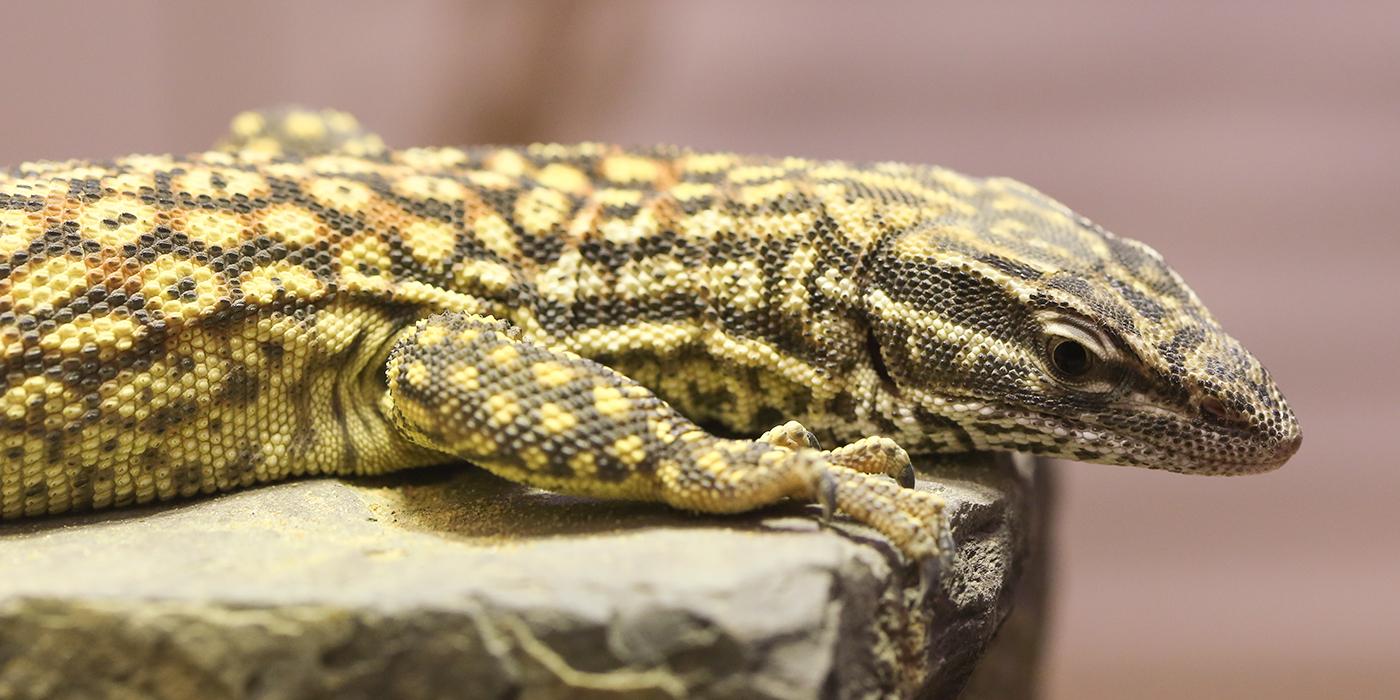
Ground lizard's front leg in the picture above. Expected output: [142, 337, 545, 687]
[384, 311, 947, 559]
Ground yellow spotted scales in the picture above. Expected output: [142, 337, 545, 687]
[0, 109, 1301, 559]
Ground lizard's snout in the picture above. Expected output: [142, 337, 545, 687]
[1258, 406, 1302, 469]
[1233, 393, 1302, 472]
[1273, 431, 1303, 464]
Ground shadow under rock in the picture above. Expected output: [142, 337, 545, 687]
[356, 456, 1012, 565]
[0, 462, 819, 542]
[356, 462, 826, 541]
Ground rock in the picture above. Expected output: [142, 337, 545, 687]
[0, 454, 1047, 699]
[959, 459, 1055, 700]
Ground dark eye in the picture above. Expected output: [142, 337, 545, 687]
[1050, 338, 1094, 377]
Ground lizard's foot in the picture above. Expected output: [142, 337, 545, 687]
[759, 423, 915, 488]
[824, 463, 947, 560]
[658, 439, 947, 560]
[757, 420, 823, 451]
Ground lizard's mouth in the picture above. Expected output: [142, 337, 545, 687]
[1080, 396, 1302, 475]
[950, 397, 1301, 475]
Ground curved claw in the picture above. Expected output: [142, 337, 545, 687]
[897, 463, 917, 489]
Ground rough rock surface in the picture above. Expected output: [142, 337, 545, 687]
[0, 454, 1046, 699]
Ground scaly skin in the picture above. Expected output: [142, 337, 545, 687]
[0, 109, 1300, 558]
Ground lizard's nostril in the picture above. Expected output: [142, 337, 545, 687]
[1200, 396, 1232, 422]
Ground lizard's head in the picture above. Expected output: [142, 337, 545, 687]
[861, 171, 1300, 474]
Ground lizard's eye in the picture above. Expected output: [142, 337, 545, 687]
[1038, 313, 1125, 393]
[1049, 338, 1094, 378]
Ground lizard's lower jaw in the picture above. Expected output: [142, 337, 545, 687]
[964, 407, 1303, 475]
[1156, 426, 1302, 475]
[1091, 392, 1304, 474]
[1141, 427, 1301, 476]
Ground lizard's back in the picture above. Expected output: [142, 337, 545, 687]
[0, 142, 898, 515]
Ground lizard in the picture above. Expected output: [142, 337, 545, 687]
[0, 108, 1301, 559]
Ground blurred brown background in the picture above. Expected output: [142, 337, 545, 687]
[3, 1, 1396, 697]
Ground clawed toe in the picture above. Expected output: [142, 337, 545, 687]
[897, 463, 917, 489]
[828, 435, 915, 486]
[820, 465, 949, 560]
[759, 420, 823, 452]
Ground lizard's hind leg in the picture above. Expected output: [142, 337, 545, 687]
[384, 311, 948, 559]
[215, 106, 388, 158]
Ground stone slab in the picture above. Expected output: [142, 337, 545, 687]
[0, 454, 1045, 699]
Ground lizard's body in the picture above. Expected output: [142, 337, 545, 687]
[0, 110, 1300, 556]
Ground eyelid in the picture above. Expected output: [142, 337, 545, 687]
[1040, 318, 1113, 361]
[1036, 313, 1126, 393]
